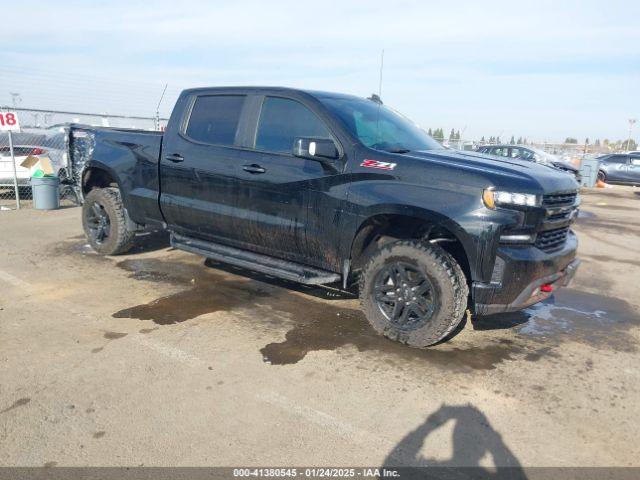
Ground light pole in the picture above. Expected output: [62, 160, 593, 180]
[9, 92, 21, 108]
[627, 119, 637, 151]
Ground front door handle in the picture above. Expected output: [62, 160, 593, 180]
[165, 153, 184, 163]
[242, 164, 266, 174]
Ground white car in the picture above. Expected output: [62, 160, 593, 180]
[0, 133, 67, 188]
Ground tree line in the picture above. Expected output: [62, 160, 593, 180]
[426, 129, 637, 150]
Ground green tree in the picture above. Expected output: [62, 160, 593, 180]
[516, 136, 522, 144]
[449, 128, 455, 141]
[480, 136, 486, 143]
[509, 135, 515, 144]
[585, 138, 589, 145]
[428, 128, 433, 136]
[565, 137, 578, 144]
[595, 139, 601, 147]
[455, 129, 461, 141]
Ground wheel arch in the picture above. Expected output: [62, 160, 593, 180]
[348, 208, 475, 288]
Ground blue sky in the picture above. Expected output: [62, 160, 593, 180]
[0, 0, 638, 142]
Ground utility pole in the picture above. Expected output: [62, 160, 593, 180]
[627, 119, 637, 151]
[9, 92, 21, 109]
[378, 49, 384, 99]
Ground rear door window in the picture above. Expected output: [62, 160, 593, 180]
[492, 147, 509, 157]
[605, 154, 629, 164]
[186, 95, 246, 146]
[255, 97, 331, 154]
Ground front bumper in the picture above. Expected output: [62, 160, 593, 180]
[473, 232, 580, 315]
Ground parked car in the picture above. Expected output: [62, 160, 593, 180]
[0, 132, 67, 189]
[477, 145, 581, 181]
[68, 87, 580, 348]
[596, 153, 640, 185]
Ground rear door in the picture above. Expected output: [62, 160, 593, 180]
[627, 155, 640, 183]
[159, 93, 249, 242]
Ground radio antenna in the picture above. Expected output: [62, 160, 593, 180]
[378, 49, 385, 99]
[155, 83, 168, 131]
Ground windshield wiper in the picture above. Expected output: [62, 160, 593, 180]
[386, 147, 411, 154]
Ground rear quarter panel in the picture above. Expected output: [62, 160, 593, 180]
[84, 129, 163, 225]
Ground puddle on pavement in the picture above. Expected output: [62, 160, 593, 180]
[110, 256, 523, 370]
[259, 307, 525, 369]
[112, 258, 272, 325]
[480, 289, 640, 352]
[113, 286, 245, 324]
[103, 331, 127, 340]
[57, 239, 640, 368]
[577, 210, 596, 219]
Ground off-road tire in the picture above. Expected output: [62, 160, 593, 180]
[359, 240, 469, 348]
[82, 187, 136, 255]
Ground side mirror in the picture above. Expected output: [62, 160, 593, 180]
[293, 137, 339, 161]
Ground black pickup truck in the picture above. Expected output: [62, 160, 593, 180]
[69, 87, 580, 347]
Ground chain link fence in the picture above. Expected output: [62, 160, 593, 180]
[0, 127, 78, 210]
[0, 109, 165, 211]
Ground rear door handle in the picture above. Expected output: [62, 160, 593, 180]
[242, 164, 266, 174]
[165, 153, 184, 163]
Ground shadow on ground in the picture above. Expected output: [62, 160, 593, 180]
[383, 404, 527, 479]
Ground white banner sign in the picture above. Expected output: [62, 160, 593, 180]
[0, 111, 21, 131]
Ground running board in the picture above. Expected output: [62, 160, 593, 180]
[170, 233, 341, 285]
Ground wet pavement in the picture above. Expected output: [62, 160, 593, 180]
[1, 186, 639, 468]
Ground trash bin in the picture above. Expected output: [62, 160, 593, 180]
[31, 176, 60, 210]
[579, 159, 601, 188]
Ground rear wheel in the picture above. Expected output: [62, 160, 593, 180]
[82, 187, 135, 255]
[359, 240, 468, 347]
[597, 170, 606, 182]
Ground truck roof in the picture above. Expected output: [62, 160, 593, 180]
[181, 86, 361, 101]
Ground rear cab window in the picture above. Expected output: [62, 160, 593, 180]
[255, 97, 332, 154]
[185, 95, 246, 146]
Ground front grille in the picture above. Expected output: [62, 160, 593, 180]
[535, 226, 570, 252]
[546, 211, 572, 221]
[543, 192, 577, 207]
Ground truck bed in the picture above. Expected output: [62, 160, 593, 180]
[68, 125, 164, 225]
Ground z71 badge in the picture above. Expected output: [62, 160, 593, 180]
[360, 159, 397, 170]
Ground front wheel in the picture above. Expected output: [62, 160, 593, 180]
[82, 187, 136, 255]
[359, 240, 469, 348]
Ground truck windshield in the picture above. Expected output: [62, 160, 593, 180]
[319, 97, 443, 153]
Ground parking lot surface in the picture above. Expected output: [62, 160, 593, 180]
[1, 187, 639, 469]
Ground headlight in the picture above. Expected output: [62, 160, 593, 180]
[483, 189, 539, 209]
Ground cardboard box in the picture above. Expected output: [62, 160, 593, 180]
[20, 155, 54, 176]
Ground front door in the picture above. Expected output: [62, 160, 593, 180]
[233, 95, 346, 270]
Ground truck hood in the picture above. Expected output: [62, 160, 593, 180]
[400, 149, 579, 193]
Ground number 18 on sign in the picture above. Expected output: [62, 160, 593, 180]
[0, 111, 22, 208]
